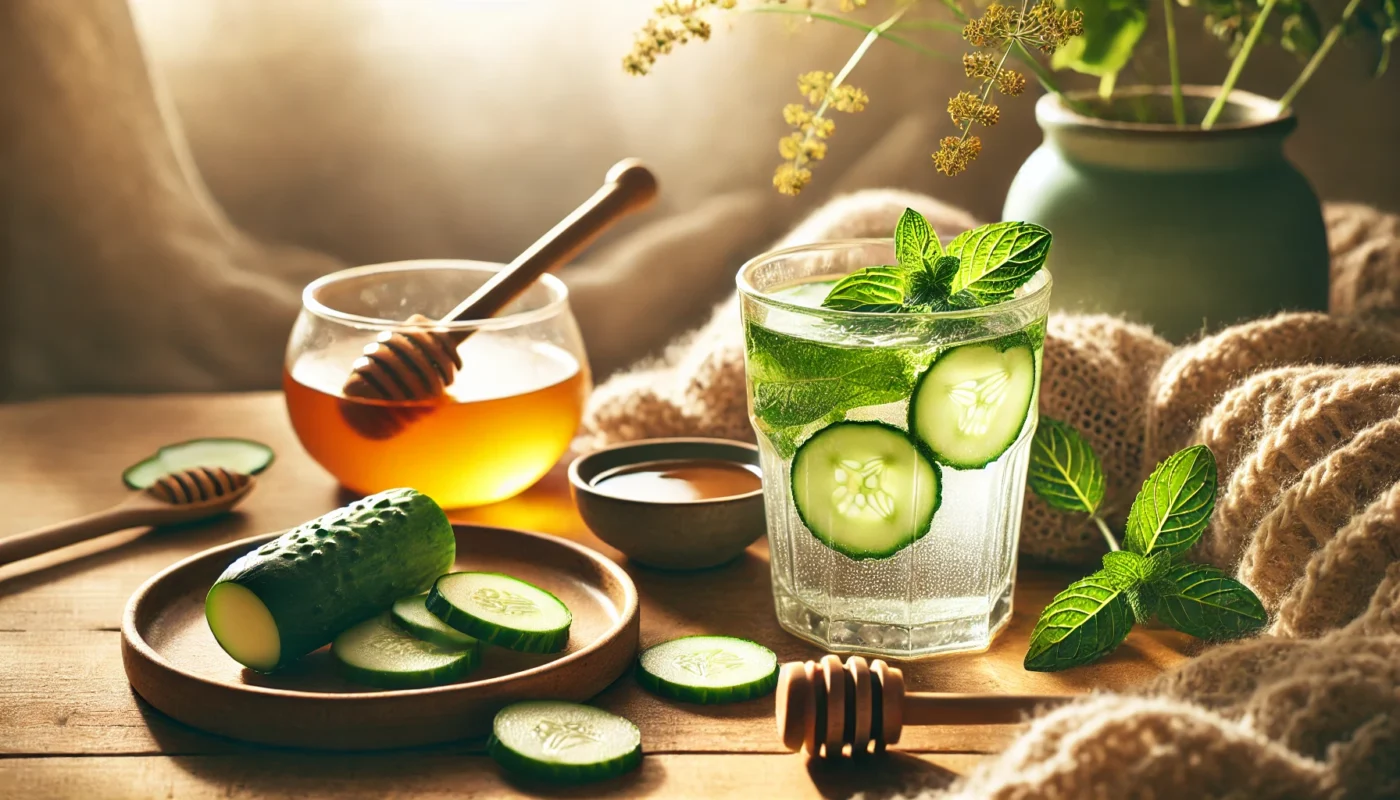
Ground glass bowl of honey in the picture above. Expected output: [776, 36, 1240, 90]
[285, 260, 590, 508]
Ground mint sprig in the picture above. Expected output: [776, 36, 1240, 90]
[1024, 419, 1266, 672]
[820, 209, 1050, 314]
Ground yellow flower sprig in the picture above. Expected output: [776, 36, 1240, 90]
[935, 1, 1082, 176]
[774, 72, 870, 195]
[623, 0, 738, 76]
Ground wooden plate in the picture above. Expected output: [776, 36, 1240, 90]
[120, 524, 639, 750]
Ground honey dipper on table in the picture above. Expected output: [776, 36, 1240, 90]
[776, 655, 1072, 758]
[339, 159, 658, 439]
[0, 468, 254, 567]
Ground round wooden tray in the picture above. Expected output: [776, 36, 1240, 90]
[121, 524, 640, 750]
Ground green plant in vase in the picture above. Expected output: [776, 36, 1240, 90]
[1022, 418, 1266, 671]
[623, 0, 1398, 338]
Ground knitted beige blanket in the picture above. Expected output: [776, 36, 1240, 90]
[581, 193, 1400, 799]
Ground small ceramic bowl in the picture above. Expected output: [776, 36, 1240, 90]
[568, 438, 765, 570]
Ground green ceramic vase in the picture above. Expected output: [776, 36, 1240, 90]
[1003, 86, 1329, 341]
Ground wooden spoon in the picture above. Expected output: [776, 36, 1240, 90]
[339, 158, 658, 439]
[0, 468, 255, 567]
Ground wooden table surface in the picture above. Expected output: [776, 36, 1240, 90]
[0, 393, 1192, 799]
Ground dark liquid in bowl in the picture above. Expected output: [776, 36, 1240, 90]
[590, 459, 762, 502]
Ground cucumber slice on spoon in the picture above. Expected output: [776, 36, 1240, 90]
[123, 438, 274, 489]
[427, 572, 572, 653]
[637, 636, 778, 704]
[488, 701, 642, 783]
[909, 334, 1037, 469]
[332, 613, 479, 689]
[791, 421, 941, 560]
[392, 594, 479, 649]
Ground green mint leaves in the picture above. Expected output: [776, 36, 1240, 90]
[745, 322, 916, 438]
[1024, 418, 1266, 672]
[820, 210, 1050, 314]
[1028, 418, 1106, 515]
[1123, 445, 1217, 558]
[821, 266, 907, 313]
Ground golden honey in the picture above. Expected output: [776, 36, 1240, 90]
[285, 338, 588, 508]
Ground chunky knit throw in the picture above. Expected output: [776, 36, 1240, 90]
[581, 193, 1400, 799]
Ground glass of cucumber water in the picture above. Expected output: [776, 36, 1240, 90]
[738, 240, 1051, 658]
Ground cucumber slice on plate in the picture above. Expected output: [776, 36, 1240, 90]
[488, 701, 642, 783]
[332, 613, 479, 689]
[392, 594, 479, 649]
[426, 572, 572, 653]
[791, 421, 941, 560]
[637, 636, 778, 704]
[123, 438, 274, 489]
[909, 333, 1037, 469]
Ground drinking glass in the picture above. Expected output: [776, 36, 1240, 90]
[285, 260, 590, 508]
[738, 241, 1051, 657]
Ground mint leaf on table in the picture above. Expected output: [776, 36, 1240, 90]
[1028, 418, 1106, 515]
[821, 266, 907, 313]
[1153, 563, 1267, 640]
[946, 222, 1052, 306]
[745, 323, 915, 430]
[1123, 445, 1217, 558]
[894, 208, 939, 268]
[1024, 569, 1135, 672]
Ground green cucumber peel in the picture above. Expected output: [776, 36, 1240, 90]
[1025, 421, 1266, 672]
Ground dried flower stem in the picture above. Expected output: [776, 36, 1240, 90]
[745, 4, 953, 61]
[804, 6, 910, 148]
[1201, 0, 1279, 129]
[1277, 0, 1367, 112]
[1163, 0, 1185, 125]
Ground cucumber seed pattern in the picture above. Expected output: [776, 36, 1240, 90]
[832, 458, 897, 519]
[948, 369, 1011, 437]
[673, 647, 746, 678]
[472, 587, 539, 616]
[532, 720, 602, 754]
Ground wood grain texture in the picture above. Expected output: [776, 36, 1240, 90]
[0, 753, 984, 800]
[0, 393, 1194, 795]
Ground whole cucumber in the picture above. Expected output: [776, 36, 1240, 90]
[205, 488, 455, 672]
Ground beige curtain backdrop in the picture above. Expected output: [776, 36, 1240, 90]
[3, 0, 1398, 397]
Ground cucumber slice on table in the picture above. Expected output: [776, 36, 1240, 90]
[123, 438, 274, 489]
[637, 636, 778, 704]
[488, 701, 642, 783]
[392, 594, 479, 649]
[205, 488, 455, 672]
[333, 613, 479, 689]
[791, 421, 941, 560]
[909, 334, 1037, 470]
[427, 572, 572, 654]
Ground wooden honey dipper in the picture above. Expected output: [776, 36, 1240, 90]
[339, 159, 659, 439]
[0, 468, 255, 567]
[776, 655, 1072, 758]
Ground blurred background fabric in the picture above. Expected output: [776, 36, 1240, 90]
[3, 0, 1398, 399]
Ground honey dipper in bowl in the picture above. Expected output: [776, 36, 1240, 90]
[339, 159, 658, 439]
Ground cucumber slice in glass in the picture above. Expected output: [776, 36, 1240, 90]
[426, 572, 572, 653]
[791, 421, 941, 560]
[909, 334, 1037, 469]
[332, 613, 479, 689]
[391, 594, 479, 649]
[122, 438, 274, 489]
[637, 636, 778, 704]
[488, 701, 642, 783]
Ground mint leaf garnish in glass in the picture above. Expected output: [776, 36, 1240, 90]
[820, 211, 1051, 314]
[1024, 419, 1266, 672]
